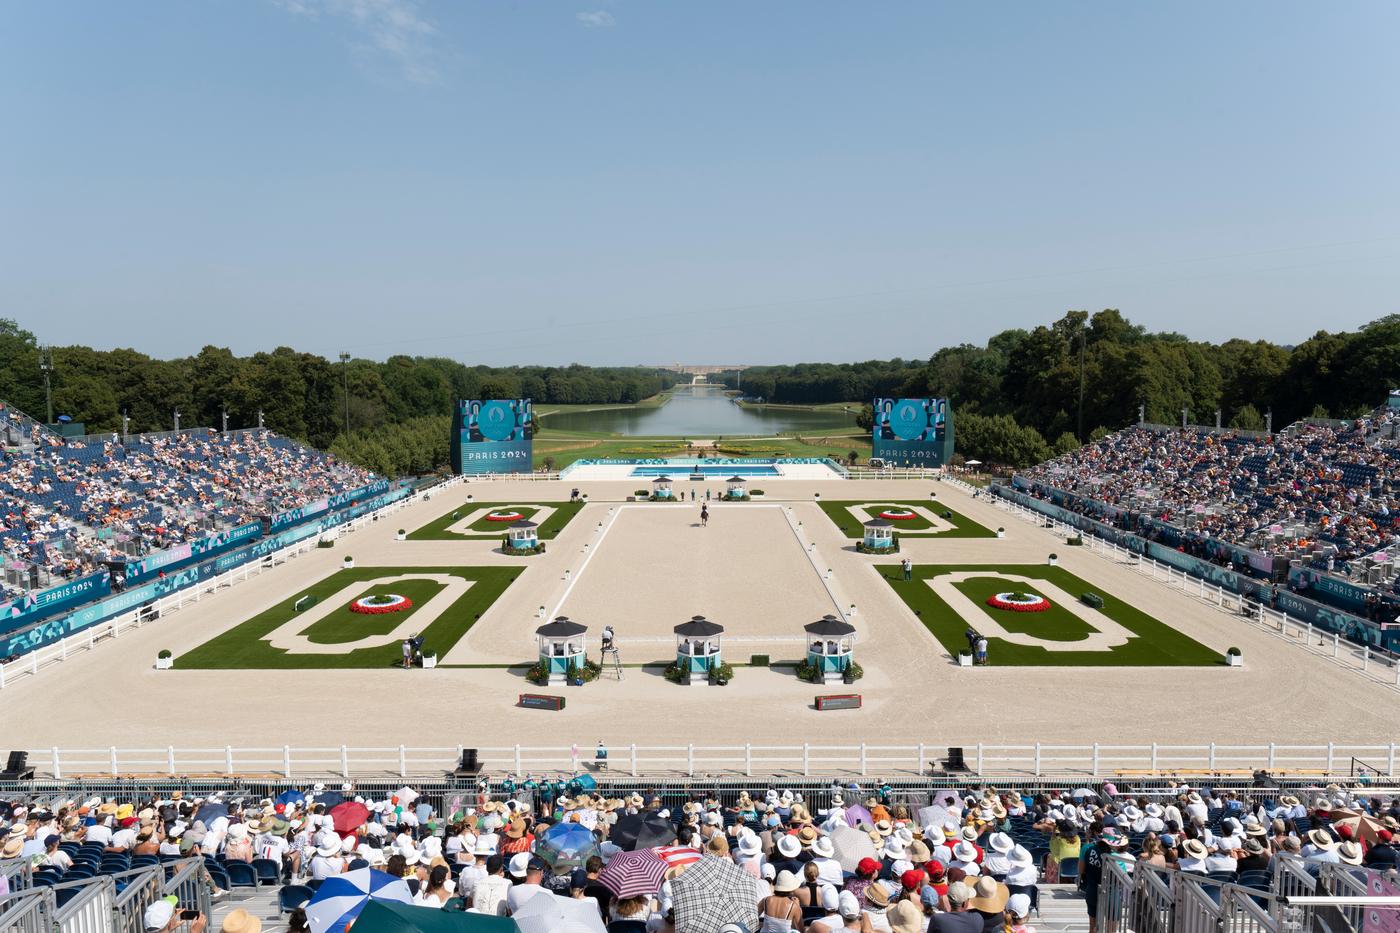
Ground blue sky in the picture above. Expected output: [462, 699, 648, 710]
[2, 1, 1397, 364]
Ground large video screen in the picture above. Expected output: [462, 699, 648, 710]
[872, 397, 954, 468]
[450, 399, 534, 474]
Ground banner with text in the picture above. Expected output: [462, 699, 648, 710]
[450, 399, 534, 475]
[0, 571, 111, 636]
[872, 398, 954, 468]
[121, 522, 262, 584]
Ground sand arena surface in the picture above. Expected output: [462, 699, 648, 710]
[6, 476, 1400, 756]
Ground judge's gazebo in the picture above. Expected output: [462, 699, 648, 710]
[725, 476, 748, 499]
[651, 476, 675, 500]
[507, 519, 540, 551]
[673, 615, 725, 684]
[862, 518, 895, 551]
[804, 614, 856, 683]
[535, 616, 587, 685]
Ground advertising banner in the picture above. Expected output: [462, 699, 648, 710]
[450, 399, 534, 475]
[872, 398, 954, 468]
[0, 571, 110, 636]
[122, 522, 262, 584]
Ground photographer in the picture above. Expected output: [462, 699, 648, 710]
[143, 897, 206, 933]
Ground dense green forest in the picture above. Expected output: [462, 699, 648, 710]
[3, 309, 1399, 474]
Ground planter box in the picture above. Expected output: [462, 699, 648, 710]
[957, 653, 973, 668]
[422, 655, 437, 669]
[996, 530, 1005, 539]
[343, 559, 355, 568]
[1226, 654, 1242, 667]
[1047, 557, 1058, 566]
[396, 532, 406, 541]
[155, 656, 173, 670]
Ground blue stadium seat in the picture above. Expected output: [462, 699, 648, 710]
[251, 858, 281, 885]
[280, 885, 314, 914]
[223, 862, 258, 890]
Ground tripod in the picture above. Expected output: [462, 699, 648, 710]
[601, 641, 623, 680]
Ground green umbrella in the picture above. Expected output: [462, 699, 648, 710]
[351, 900, 520, 933]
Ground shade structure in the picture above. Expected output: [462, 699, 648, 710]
[329, 801, 370, 833]
[653, 845, 703, 869]
[726, 476, 746, 484]
[536, 617, 587, 638]
[274, 790, 305, 807]
[610, 810, 677, 851]
[670, 854, 763, 933]
[673, 615, 724, 638]
[533, 821, 599, 871]
[304, 868, 413, 933]
[597, 848, 669, 898]
[863, 518, 893, 528]
[842, 804, 873, 829]
[509, 892, 606, 933]
[1331, 809, 1385, 844]
[805, 614, 856, 638]
[509, 519, 538, 529]
[351, 899, 519, 933]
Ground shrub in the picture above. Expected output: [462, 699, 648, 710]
[1067, 535, 1084, 546]
[663, 663, 687, 684]
[317, 539, 335, 548]
[1080, 592, 1104, 609]
[1227, 646, 1241, 656]
[749, 489, 765, 496]
[397, 529, 405, 535]
[525, 660, 549, 686]
[158, 649, 172, 660]
[795, 659, 821, 683]
[750, 654, 770, 667]
[1048, 553, 1058, 561]
[634, 490, 649, 497]
[711, 662, 734, 684]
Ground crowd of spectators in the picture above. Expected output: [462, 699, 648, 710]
[3, 777, 1396, 933]
[1021, 408, 1400, 572]
[1, 425, 373, 598]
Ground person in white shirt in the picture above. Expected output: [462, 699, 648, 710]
[84, 820, 113, 847]
[809, 837, 844, 886]
[40, 836, 72, 871]
[983, 833, 1014, 878]
[1204, 845, 1238, 874]
[309, 838, 346, 880]
[1005, 845, 1039, 886]
[470, 856, 511, 916]
[505, 856, 547, 914]
[1184, 793, 1209, 825]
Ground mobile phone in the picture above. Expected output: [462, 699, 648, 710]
[180, 910, 200, 921]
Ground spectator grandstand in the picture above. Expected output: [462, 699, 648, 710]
[0, 777, 1394, 932]
[1017, 398, 1400, 625]
[0, 401, 374, 600]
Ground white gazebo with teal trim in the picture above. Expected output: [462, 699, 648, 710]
[863, 518, 895, 550]
[725, 476, 747, 499]
[536, 617, 587, 685]
[651, 476, 675, 500]
[674, 615, 724, 684]
[805, 614, 856, 682]
[508, 519, 540, 550]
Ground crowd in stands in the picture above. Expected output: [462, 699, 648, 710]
[1021, 408, 1400, 575]
[0, 420, 372, 599]
[3, 777, 1397, 933]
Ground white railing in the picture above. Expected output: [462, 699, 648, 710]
[991, 495, 1400, 693]
[15, 741, 1400, 780]
[464, 472, 562, 481]
[843, 467, 942, 480]
[0, 492, 422, 690]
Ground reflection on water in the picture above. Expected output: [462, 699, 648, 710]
[538, 385, 858, 437]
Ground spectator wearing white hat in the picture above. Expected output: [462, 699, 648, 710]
[1005, 892, 1035, 933]
[735, 830, 766, 878]
[804, 885, 844, 933]
[309, 835, 346, 880]
[810, 835, 844, 887]
[983, 833, 1015, 879]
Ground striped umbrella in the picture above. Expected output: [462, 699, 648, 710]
[598, 849, 669, 898]
[304, 868, 413, 933]
[652, 845, 702, 869]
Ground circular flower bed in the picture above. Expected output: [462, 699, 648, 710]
[350, 594, 414, 615]
[879, 509, 918, 520]
[985, 591, 1050, 613]
[484, 511, 525, 522]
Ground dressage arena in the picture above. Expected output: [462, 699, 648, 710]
[8, 476, 1400, 757]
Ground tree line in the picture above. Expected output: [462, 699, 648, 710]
[0, 318, 678, 457]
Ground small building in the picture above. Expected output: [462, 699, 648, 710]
[725, 476, 747, 499]
[674, 615, 724, 684]
[536, 617, 587, 685]
[863, 518, 895, 550]
[651, 476, 675, 500]
[507, 519, 540, 550]
[805, 614, 856, 682]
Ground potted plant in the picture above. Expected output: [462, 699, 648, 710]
[396, 528, 406, 541]
[343, 555, 355, 568]
[156, 649, 173, 670]
[1047, 553, 1058, 566]
[957, 649, 973, 668]
[1226, 647, 1242, 667]
[996, 527, 1005, 538]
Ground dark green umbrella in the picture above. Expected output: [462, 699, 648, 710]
[351, 900, 520, 933]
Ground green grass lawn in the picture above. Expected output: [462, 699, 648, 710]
[818, 501, 995, 538]
[880, 563, 1220, 666]
[176, 566, 518, 669]
[408, 500, 583, 541]
[301, 579, 447, 645]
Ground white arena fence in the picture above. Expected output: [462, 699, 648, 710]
[0, 487, 431, 690]
[13, 742, 1400, 780]
[980, 481, 1400, 693]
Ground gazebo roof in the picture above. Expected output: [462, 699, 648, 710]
[864, 518, 893, 528]
[652, 476, 673, 483]
[726, 476, 746, 483]
[509, 519, 539, 529]
[674, 615, 724, 637]
[536, 617, 587, 638]
[805, 614, 856, 637]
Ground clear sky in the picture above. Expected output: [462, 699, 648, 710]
[2, 1, 1397, 365]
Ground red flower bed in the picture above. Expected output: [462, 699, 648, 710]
[485, 511, 525, 522]
[350, 596, 413, 615]
[985, 593, 1050, 613]
[879, 509, 917, 520]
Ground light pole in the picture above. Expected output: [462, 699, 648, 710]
[39, 346, 53, 425]
[339, 352, 351, 437]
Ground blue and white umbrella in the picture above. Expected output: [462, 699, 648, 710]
[304, 868, 413, 933]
